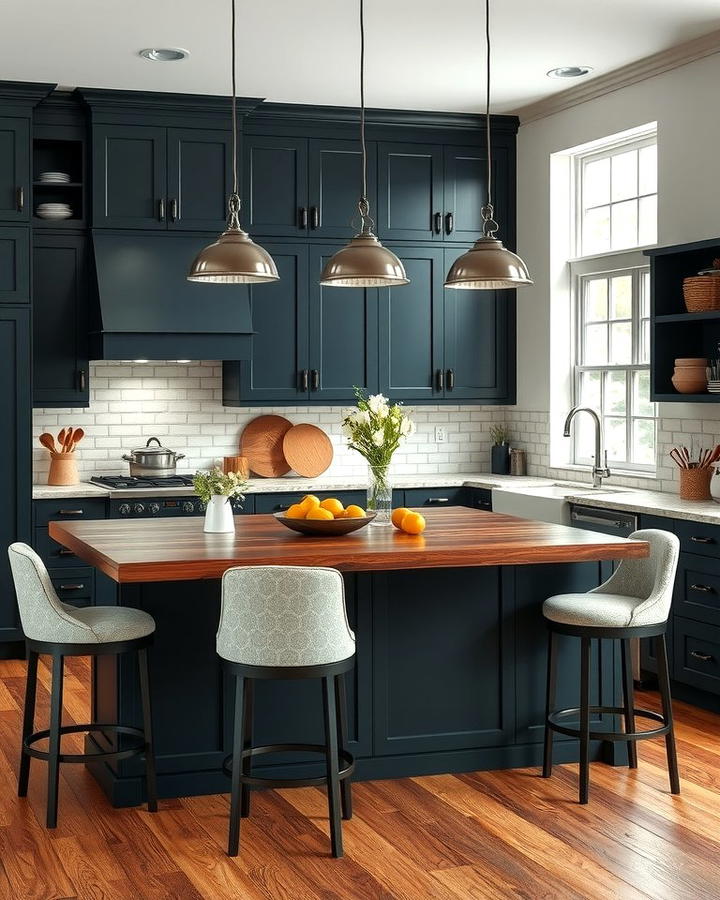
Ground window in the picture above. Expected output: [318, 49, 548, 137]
[571, 130, 657, 472]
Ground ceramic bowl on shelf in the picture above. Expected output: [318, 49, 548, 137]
[273, 511, 376, 536]
[38, 171, 71, 183]
[671, 357, 708, 394]
[36, 202, 73, 220]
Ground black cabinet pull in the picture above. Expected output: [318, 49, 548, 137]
[447, 368, 455, 390]
[16, 186, 24, 213]
[299, 207, 308, 229]
[78, 369, 86, 392]
[436, 369, 444, 391]
[690, 650, 713, 663]
[690, 583, 714, 593]
[57, 548, 75, 556]
[445, 212, 454, 234]
[311, 369, 320, 391]
[170, 198, 178, 222]
[310, 206, 319, 229]
[274, 504, 290, 512]
[300, 369, 309, 392]
[691, 535, 714, 544]
[58, 584, 86, 592]
[433, 212, 442, 234]
[426, 497, 449, 505]
[158, 198, 165, 221]
[58, 509, 84, 516]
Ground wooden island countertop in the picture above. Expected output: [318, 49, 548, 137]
[49, 507, 648, 584]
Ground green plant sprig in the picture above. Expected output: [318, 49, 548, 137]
[193, 468, 248, 506]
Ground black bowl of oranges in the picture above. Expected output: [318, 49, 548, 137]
[273, 495, 376, 536]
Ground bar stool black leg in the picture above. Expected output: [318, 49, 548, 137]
[241, 678, 253, 818]
[18, 649, 39, 798]
[579, 637, 591, 805]
[335, 673, 352, 820]
[322, 675, 343, 857]
[47, 653, 64, 828]
[228, 675, 245, 857]
[656, 634, 680, 795]
[620, 639, 638, 769]
[137, 647, 158, 812]
[542, 630, 557, 778]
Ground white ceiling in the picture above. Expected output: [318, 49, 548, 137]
[2, 0, 720, 114]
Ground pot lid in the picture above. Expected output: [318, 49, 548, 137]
[129, 437, 176, 456]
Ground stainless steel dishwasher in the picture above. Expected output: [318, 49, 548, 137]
[569, 504, 642, 680]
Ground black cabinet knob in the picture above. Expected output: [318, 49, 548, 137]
[16, 186, 24, 213]
[300, 369, 309, 392]
[310, 206, 319, 229]
[299, 207, 308, 229]
[445, 212, 454, 234]
[433, 212, 442, 234]
[436, 369, 444, 391]
[158, 198, 165, 221]
[311, 369, 320, 391]
[446, 368, 455, 390]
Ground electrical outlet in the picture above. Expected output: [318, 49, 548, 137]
[435, 426, 447, 444]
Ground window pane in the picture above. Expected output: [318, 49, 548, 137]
[584, 324, 608, 364]
[639, 144, 657, 195]
[640, 319, 650, 364]
[632, 418, 656, 466]
[633, 370, 654, 417]
[605, 417, 627, 461]
[611, 199, 638, 249]
[583, 206, 610, 254]
[611, 149, 638, 202]
[610, 321, 632, 363]
[638, 194, 657, 246]
[584, 278, 608, 322]
[580, 370, 602, 411]
[610, 275, 632, 319]
[605, 370, 627, 414]
[576, 416, 596, 460]
[583, 157, 610, 208]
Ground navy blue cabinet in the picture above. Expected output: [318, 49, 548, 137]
[0, 307, 31, 651]
[32, 233, 89, 407]
[0, 116, 30, 223]
[308, 139, 375, 239]
[377, 142, 443, 242]
[0, 226, 30, 302]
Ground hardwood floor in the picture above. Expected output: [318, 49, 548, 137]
[0, 656, 719, 900]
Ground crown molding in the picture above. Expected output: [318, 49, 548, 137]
[516, 28, 720, 125]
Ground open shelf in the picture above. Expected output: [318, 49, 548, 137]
[655, 310, 720, 324]
[33, 181, 83, 188]
[653, 393, 719, 403]
[32, 135, 85, 227]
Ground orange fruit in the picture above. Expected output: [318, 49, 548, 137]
[285, 503, 306, 519]
[401, 511, 426, 534]
[344, 504, 366, 518]
[320, 497, 344, 517]
[298, 494, 320, 515]
[306, 507, 334, 521]
[391, 507, 412, 529]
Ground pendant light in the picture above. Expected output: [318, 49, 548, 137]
[188, 0, 279, 284]
[444, 0, 532, 290]
[320, 0, 409, 287]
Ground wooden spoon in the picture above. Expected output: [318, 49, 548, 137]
[69, 427, 84, 452]
[39, 432, 57, 453]
[57, 428, 67, 453]
[64, 428, 75, 453]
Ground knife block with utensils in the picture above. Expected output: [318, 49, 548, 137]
[48, 452, 79, 486]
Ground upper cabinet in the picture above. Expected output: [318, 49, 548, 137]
[243, 135, 375, 239]
[0, 227, 30, 302]
[92, 124, 231, 231]
[0, 117, 30, 222]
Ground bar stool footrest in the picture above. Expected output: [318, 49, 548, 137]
[24, 723, 147, 763]
[222, 742, 355, 789]
[547, 705, 670, 742]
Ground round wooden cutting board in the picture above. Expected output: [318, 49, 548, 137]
[282, 424, 334, 478]
[240, 415, 293, 477]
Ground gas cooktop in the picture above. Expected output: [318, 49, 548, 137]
[90, 475, 195, 490]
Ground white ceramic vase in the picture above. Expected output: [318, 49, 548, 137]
[204, 495, 235, 533]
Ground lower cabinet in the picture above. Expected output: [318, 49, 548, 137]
[0, 227, 30, 302]
[402, 486, 469, 508]
[674, 616, 720, 696]
[254, 490, 366, 515]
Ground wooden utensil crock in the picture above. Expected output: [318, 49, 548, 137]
[679, 467, 712, 501]
[222, 455, 249, 478]
[48, 452, 79, 486]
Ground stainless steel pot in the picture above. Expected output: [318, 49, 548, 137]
[122, 436, 185, 477]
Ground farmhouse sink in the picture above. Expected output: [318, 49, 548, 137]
[491, 482, 632, 526]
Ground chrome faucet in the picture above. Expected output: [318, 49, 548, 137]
[563, 407, 611, 488]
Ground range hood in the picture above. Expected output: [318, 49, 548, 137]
[90, 231, 254, 360]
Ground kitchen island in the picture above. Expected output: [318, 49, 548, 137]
[49, 507, 648, 806]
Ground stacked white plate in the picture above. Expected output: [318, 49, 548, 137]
[38, 171, 71, 184]
[708, 380, 720, 394]
[36, 202, 73, 220]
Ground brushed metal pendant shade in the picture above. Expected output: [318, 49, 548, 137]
[187, 0, 279, 285]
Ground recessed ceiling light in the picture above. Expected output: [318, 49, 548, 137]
[546, 66, 593, 79]
[139, 48, 189, 62]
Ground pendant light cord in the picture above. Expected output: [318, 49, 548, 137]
[481, 0, 499, 238]
[227, 0, 242, 229]
[357, 0, 373, 232]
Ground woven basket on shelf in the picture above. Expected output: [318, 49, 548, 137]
[683, 258, 720, 311]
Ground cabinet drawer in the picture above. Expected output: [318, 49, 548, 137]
[676, 520, 720, 559]
[254, 490, 366, 515]
[34, 528, 83, 567]
[469, 488, 492, 511]
[676, 553, 720, 627]
[403, 487, 468, 508]
[48, 568, 93, 606]
[674, 616, 720, 695]
[34, 498, 107, 526]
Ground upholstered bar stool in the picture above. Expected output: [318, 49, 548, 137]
[217, 565, 355, 858]
[8, 543, 158, 827]
[542, 529, 680, 804]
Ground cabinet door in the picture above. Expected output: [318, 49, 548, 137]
[307, 245, 379, 402]
[242, 135, 308, 236]
[378, 247, 444, 401]
[167, 128, 231, 231]
[0, 117, 30, 222]
[442, 247, 512, 401]
[443, 145, 488, 243]
[0, 227, 30, 302]
[0, 308, 31, 647]
[224, 244, 309, 404]
[376, 142, 443, 241]
[308, 138, 376, 239]
[92, 124, 167, 228]
[33, 234, 89, 407]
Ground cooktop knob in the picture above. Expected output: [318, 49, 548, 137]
[118, 503, 131, 516]
[182, 501, 195, 513]
[149, 503, 160, 515]
[133, 503, 145, 515]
